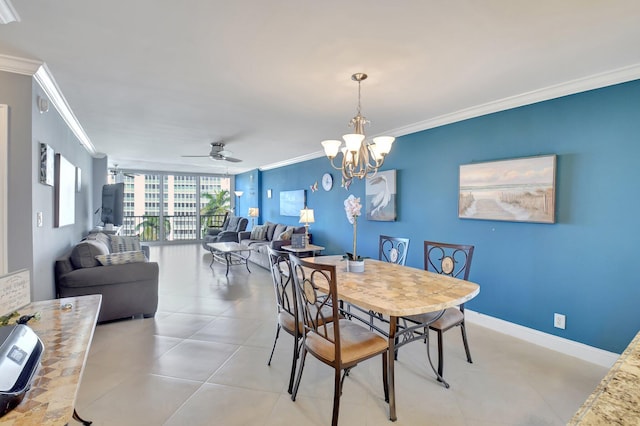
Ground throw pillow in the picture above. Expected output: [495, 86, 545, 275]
[276, 227, 294, 241]
[272, 224, 287, 241]
[70, 240, 110, 268]
[85, 232, 112, 249]
[250, 225, 268, 241]
[110, 235, 141, 253]
[95, 250, 147, 266]
[264, 221, 277, 241]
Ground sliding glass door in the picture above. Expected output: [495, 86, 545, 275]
[108, 171, 230, 242]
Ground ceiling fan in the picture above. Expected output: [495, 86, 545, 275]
[109, 164, 136, 179]
[181, 142, 242, 163]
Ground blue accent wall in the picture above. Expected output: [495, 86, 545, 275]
[237, 79, 640, 353]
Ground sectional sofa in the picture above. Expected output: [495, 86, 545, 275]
[238, 222, 307, 269]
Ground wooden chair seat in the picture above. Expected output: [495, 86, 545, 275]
[405, 307, 463, 332]
[278, 304, 335, 335]
[306, 319, 388, 364]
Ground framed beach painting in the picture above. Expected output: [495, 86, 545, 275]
[366, 169, 397, 221]
[459, 155, 556, 223]
[280, 189, 306, 216]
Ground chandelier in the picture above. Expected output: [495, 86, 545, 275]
[321, 73, 395, 182]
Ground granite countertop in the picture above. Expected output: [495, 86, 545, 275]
[568, 331, 640, 425]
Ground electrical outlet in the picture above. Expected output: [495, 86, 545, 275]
[554, 313, 566, 330]
[37, 212, 43, 227]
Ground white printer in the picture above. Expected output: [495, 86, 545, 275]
[0, 324, 44, 417]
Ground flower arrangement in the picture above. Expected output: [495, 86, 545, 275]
[344, 194, 363, 261]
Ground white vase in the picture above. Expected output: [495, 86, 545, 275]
[347, 259, 365, 273]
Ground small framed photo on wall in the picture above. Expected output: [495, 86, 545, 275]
[39, 143, 54, 186]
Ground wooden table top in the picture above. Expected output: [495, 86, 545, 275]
[302, 256, 480, 317]
[1, 295, 101, 425]
[569, 330, 640, 425]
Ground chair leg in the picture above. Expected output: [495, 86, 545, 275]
[332, 369, 342, 426]
[460, 321, 473, 364]
[436, 329, 444, 379]
[382, 351, 389, 403]
[267, 324, 281, 366]
[291, 347, 307, 401]
[287, 338, 301, 394]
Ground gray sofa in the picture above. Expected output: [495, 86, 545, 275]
[202, 216, 248, 249]
[54, 232, 159, 323]
[239, 222, 307, 269]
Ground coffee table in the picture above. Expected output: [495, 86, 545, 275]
[206, 242, 252, 276]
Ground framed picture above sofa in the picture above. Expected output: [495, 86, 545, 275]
[279, 189, 305, 216]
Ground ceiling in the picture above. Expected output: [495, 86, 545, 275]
[1, 1, 639, 175]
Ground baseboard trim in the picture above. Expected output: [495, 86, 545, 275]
[464, 309, 618, 368]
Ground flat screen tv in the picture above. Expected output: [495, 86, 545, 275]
[101, 183, 124, 226]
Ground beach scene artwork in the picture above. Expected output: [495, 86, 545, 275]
[459, 155, 556, 223]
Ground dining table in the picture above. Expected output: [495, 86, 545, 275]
[301, 255, 480, 422]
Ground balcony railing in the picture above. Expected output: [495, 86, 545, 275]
[120, 213, 228, 242]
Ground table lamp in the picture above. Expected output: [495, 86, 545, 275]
[299, 207, 315, 247]
[248, 207, 259, 228]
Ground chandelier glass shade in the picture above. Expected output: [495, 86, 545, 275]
[321, 73, 395, 181]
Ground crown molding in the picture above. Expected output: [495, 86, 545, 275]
[0, 53, 41, 75]
[259, 150, 325, 171]
[33, 63, 97, 156]
[267, 64, 640, 171]
[388, 63, 640, 137]
[0, 54, 97, 156]
[0, 0, 19, 24]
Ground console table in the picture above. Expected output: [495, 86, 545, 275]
[1, 294, 101, 425]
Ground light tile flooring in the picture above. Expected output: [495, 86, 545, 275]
[76, 244, 607, 425]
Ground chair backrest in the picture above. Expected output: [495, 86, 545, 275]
[424, 241, 474, 280]
[225, 216, 248, 232]
[266, 247, 295, 320]
[289, 255, 341, 357]
[379, 235, 410, 266]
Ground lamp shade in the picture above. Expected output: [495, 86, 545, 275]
[343, 133, 365, 152]
[321, 140, 342, 158]
[299, 208, 315, 224]
[248, 207, 259, 217]
[234, 191, 244, 197]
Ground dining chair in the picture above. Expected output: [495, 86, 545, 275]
[266, 247, 337, 394]
[359, 234, 411, 329]
[265, 247, 300, 394]
[401, 241, 475, 382]
[379, 235, 410, 266]
[289, 254, 389, 426]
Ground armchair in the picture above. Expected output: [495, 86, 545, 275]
[202, 216, 248, 247]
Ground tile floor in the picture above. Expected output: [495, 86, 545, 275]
[75, 244, 607, 425]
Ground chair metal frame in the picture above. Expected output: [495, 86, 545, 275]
[289, 255, 389, 426]
[266, 247, 299, 394]
[379, 235, 410, 266]
[401, 241, 474, 385]
[358, 235, 411, 330]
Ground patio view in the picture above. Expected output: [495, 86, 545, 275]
[107, 172, 231, 242]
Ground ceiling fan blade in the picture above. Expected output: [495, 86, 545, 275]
[223, 157, 242, 163]
[181, 155, 212, 157]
